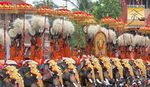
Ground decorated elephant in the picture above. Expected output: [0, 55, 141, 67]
[19, 60, 43, 87]
[133, 59, 147, 86]
[42, 59, 64, 87]
[111, 58, 126, 87]
[79, 58, 96, 87]
[58, 58, 81, 87]
[121, 59, 137, 86]
[1, 65, 24, 87]
[99, 56, 114, 86]
[90, 56, 104, 87]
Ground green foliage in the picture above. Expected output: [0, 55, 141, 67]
[78, 0, 93, 12]
[92, 0, 122, 20]
[33, 0, 58, 8]
[69, 24, 86, 49]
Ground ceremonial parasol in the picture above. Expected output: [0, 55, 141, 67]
[81, 13, 97, 25]
[14, 3, 35, 64]
[0, 1, 16, 64]
[55, 8, 72, 18]
[139, 26, 150, 34]
[37, 6, 55, 17]
[71, 11, 89, 49]
[16, 2, 35, 14]
[138, 26, 150, 60]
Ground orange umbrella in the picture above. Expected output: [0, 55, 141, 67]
[37, 6, 55, 17]
[0, 1, 16, 64]
[55, 8, 72, 17]
[139, 26, 150, 34]
[16, 2, 35, 14]
[0, 1, 15, 13]
[100, 16, 113, 24]
[71, 11, 88, 22]
[81, 13, 97, 25]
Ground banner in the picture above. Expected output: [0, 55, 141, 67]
[127, 5, 145, 26]
[128, 6, 144, 20]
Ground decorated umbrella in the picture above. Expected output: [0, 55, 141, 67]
[37, 6, 55, 17]
[28, 5, 52, 64]
[0, 1, 15, 13]
[100, 16, 117, 57]
[71, 11, 89, 50]
[10, 2, 35, 65]
[138, 26, 150, 61]
[0, 1, 17, 64]
[50, 7, 74, 60]
[71, 11, 87, 21]
[81, 13, 97, 55]
[55, 7, 72, 35]
[55, 8, 72, 18]
[16, 2, 35, 14]
[100, 16, 129, 58]
[81, 13, 97, 25]
[15, 2, 35, 40]
[100, 16, 113, 25]
[139, 26, 150, 34]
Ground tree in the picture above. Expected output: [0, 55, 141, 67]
[67, 0, 93, 12]
[92, 0, 122, 20]
[33, 0, 58, 8]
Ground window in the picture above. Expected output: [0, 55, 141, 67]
[127, 0, 150, 8]
[143, 0, 146, 8]
[127, 0, 137, 5]
[142, 0, 150, 8]
[148, 0, 150, 8]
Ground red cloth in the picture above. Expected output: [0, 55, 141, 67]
[10, 46, 16, 60]
[72, 49, 80, 65]
[64, 43, 71, 57]
[18, 46, 25, 60]
[30, 45, 35, 60]
[0, 45, 5, 60]
[86, 44, 91, 55]
[37, 37, 42, 47]
[134, 51, 138, 59]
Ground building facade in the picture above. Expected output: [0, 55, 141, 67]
[121, 0, 150, 26]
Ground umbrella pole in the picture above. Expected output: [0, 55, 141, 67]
[3, 14, 6, 65]
[108, 30, 110, 57]
[23, 14, 26, 60]
[42, 16, 46, 59]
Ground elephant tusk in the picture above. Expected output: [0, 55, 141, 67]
[96, 79, 102, 84]
[89, 78, 93, 83]
[73, 82, 78, 87]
